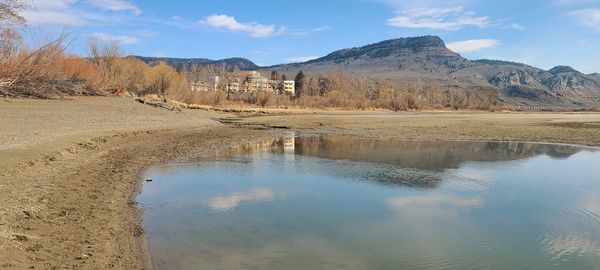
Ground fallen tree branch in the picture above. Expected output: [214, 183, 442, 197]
[134, 97, 181, 111]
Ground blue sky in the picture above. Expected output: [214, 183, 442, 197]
[22, 0, 600, 73]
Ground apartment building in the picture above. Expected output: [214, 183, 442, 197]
[283, 80, 295, 95]
[190, 71, 294, 95]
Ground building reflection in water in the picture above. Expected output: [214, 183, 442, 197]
[283, 131, 295, 161]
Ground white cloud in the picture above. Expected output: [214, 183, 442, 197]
[89, 32, 139, 44]
[386, 6, 489, 30]
[86, 0, 141, 15]
[199, 14, 281, 38]
[32, 0, 77, 9]
[135, 29, 157, 38]
[286, 25, 331, 37]
[570, 9, 600, 31]
[284, 56, 319, 63]
[312, 26, 330, 32]
[447, 39, 500, 53]
[510, 23, 524, 30]
[22, 10, 87, 26]
[22, 0, 86, 26]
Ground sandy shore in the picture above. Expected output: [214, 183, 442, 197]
[0, 97, 275, 269]
[2, 97, 600, 269]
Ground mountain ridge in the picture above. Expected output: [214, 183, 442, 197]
[131, 55, 259, 71]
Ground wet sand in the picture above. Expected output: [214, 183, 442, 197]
[1, 97, 600, 269]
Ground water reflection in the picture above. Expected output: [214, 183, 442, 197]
[208, 187, 276, 212]
[542, 234, 600, 261]
[385, 193, 483, 211]
[140, 137, 600, 270]
[293, 136, 583, 170]
[200, 136, 585, 189]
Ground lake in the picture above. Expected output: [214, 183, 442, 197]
[139, 135, 600, 269]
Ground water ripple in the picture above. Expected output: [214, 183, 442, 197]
[541, 234, 600, 261]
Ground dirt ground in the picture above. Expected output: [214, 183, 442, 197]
[2, 97, 600, 269]
[237, 112, 600, 147]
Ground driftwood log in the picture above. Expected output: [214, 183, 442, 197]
[134, 97, 182, 111]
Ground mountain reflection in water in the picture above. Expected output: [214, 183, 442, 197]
[198, 135, 584, 188]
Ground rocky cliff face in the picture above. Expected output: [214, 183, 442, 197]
[461, 62, 600, 105]
[544, 66, 600, 97]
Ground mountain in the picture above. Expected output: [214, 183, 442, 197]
[265, 36, 474, 85]
[132, 56, 259, 71]
[262, 36, 600, 107]
[548, 65, 580, 75]
[133, 36, 600, 107]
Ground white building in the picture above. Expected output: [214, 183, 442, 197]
[190, 76, 219, 92]
[283, 80, 295, 95]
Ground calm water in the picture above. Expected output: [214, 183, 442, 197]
[139, 136, 600, 270]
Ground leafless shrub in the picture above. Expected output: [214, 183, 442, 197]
[256, 91, 272, 107]
[0, 27, 22, 60]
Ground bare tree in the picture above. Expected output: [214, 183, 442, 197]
[186, 63, 203, 87]
[0, 0, 29, 27]
[87, 38, 123, 83]
[0, 26, 20, 59]
[0, 0, 29, 60]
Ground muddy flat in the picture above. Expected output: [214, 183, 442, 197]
[2, 97, 600, 269]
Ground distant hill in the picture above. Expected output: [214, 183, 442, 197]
[131, 56, 259, 71]
[262, 36, 600, 107]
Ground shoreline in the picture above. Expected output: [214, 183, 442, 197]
[130, 131, 283, 270]
[1, 126, 276, 269]
[2, 96, 600, 269]
[0, 97, 277, 269]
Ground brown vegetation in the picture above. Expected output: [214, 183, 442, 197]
[175, 70, 499, 111]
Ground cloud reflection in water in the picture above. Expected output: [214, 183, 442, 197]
[208, 187, 276, 212]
